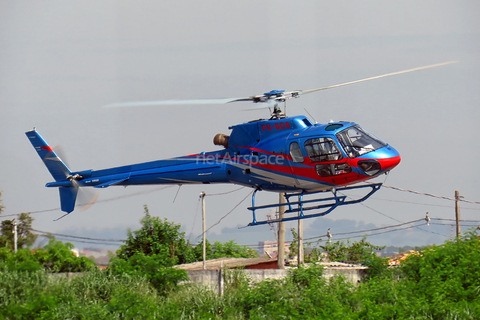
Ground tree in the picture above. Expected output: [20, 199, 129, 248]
[289, 227, 324, 263]
[110, 205, 192, 294]
[194, 239, 258, 260]
[116, 205, 195, 264]
[0, 190, 4, 215]
[401, 229, 480, 305]
[320, 237, 385, 263]
[0, 239, 96, 272]
[0, 213, 38, 250]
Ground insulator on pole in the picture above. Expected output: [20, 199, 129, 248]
[425, 212, 430, 226]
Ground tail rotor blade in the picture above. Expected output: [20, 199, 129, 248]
[78, 188, 99, 212]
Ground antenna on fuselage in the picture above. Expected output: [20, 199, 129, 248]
[304, 108, 318, 124]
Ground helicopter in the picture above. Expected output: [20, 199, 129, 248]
[26, 61, 456, 225]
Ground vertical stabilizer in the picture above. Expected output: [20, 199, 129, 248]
[26, 129, 72, 181]
[26, 129, 78, 213]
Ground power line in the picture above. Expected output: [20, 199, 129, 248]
[369, 197, 480, 211]
[31, 228, 125, 243]
[303, 218, 425, 242]
[333, 222, 429, 241]
[359, 202, 403, 223]
[432, 218, 480, 222]
[383, 185, 480, 205]
[205, 187, 246, 197]
[240, 221, 429, 248]
[24, 214, 472, 249]
[0, 186, 173, 218]
[195, 190, 254, 241]
[357, 201, 449, 237]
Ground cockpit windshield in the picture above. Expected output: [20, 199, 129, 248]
[336, 125, 387, 158]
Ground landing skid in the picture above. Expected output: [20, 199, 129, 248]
[247, 183, 382, 226]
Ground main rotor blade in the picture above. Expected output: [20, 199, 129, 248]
[104, 61, 458, 109]
[299, 61, 459, 95]
[104, 97, 251, 108]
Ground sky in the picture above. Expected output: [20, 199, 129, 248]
[1, 1, 479, 250]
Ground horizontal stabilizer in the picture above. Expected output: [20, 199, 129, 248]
[94, 177, 130, 188]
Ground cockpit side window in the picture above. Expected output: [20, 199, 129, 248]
[304, 137, 343, 162]
[336, 125, 387, 158]
[289, 141, 304, 163]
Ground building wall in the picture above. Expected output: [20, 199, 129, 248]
[183, 267, 366, 294]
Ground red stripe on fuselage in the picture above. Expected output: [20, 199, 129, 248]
[231, 145, 292, 160]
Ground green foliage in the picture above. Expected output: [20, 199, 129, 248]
[112, 205, 258, 295]
[112, 205, 191, 294]
[116, 205, 195, 264]
[398, 229, 480, 316]
[321, 237, 385, 263]
[211, 240, 258, 258]
[289, 227, 324, 262]
[0, 239, 96, 273]
[0, 247, 42, 272]
[0, 269, 163, 319]
[35, 238, 97, 272]
[0, 212, 38, 249]
[195, 239, 258, 260]
[288, 263, 325, 288]
[1, 232, 480, 319]
[109, 252, 188, 294]
[0, 190, 4, 214]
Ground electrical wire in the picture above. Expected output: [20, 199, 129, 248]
[383, 185, 480, 205]
[21, 213, 473, 250]
[369, 197, 480, 211]
[359, 202, 403, 223]
[303, 218, 425, 241]
[240, 222, 429, 248]
[432, 218, 480, 222]
[31, 228, 125, 243]
[0, 186, 174, 218]
[343, 190, 449, 237]
[195, 190, 254, 241]
[332, 222, 429, 241]
[205, 186, 246, 197]
[3, 183, 478, 248]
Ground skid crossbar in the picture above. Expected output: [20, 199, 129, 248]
[247, 183, 382, 226]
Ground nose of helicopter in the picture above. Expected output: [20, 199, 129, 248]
[378, 145, 401, 170]
[356, 145, 401, 176]
[374, 145, 401, 171]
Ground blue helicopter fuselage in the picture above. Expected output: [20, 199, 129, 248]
[26, 115, 400, 213]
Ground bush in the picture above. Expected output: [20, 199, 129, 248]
[0, 269, 163, 319]
[0, 239, 96, 273]
[109, 252, 188, 295]
[398, 230, 480, 317]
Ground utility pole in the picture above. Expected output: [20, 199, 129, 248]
[277, 193, 286, 269]
[200, 191, 206, 270]
[455, 190, 462, 237]
[297, 205, 304, 266]
[12, 219, 18, 253]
